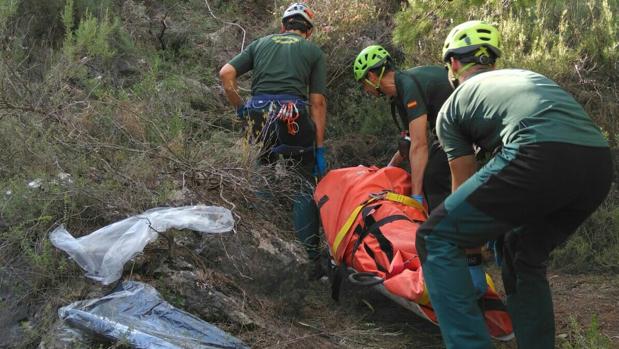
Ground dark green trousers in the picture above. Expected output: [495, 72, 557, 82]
[248, 105, 320, 261]
[416, 143, 612, 349]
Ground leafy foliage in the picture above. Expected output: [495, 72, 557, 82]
[551, 193, 619, 274]
[559, 316, 613, 349]
[0, 0, 618, 346]
[394, 0, 619, 144]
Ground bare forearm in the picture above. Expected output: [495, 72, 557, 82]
[449, 154, 478, 192]
[409, 143, 428, 195]
[219, 63, 243, 108]
[408, 116, 429, 195]
[223, 83, 243, 108]
[309, 93, 326, 147]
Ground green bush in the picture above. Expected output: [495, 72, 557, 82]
[551, 192, 619, 274]
[559, 315, 613, 349]
[393, 0, 619, 272]
[63, 0, 134, 66]
[0, 0, 617, 346]
[393, 0, 618, 144]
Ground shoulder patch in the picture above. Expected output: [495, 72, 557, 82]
[407, 100, 417, 109]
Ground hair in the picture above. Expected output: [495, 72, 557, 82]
[367, 58, 395, 76]
[283, 15, 312, 33]
[454, 48, 498, 66]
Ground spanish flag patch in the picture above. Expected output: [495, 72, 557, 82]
[407, 100, 418, 109]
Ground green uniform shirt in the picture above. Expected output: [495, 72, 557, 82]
[394, 66, 453, 132]
[437, 69, 608, 160]
[228, 32, 326, 99]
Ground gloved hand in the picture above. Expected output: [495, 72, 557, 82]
[410, 194, 424, 205]
[489, 237, 504, 267]
[313, 147, 327, 177]
[236, 105, 247, 118]
[468, 264, 488, 298]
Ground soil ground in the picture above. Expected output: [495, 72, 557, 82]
[275, 266, 619, 349]
[2, 230, 617, 349]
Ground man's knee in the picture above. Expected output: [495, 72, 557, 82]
[416, 203, 449, 264]
[501, 231, 548, 295]
[416, 228, 428, 264]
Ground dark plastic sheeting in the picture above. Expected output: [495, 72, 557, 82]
[59, 281, 249, 349]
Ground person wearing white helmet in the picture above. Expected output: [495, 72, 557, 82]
[219, 3, 327, 278]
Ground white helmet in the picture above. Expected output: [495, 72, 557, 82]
[282, 3, 314, 27]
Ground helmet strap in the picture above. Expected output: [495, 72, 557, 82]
[454, 62, 476, 80]
[458, 47, 496, 66]
[364, 66, 386, 91]
[447, 59, 475, 88]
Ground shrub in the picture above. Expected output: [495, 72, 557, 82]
[393, 0, 619, 144]
[551, 191, 619, 274]
[559, 315, 613, 349]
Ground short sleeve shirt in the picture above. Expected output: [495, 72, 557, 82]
[394, 66, 453, 132]
[437, 69, 609, 160]
[228, 32, 326, 98]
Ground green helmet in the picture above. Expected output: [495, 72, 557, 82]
[353, 45, 391, 81]
[442, 20, 501, 62]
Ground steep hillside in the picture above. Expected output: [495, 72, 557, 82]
[0, 1, 617, 348]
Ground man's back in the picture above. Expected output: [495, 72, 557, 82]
[228, 32, 325, 98]
[437, 69, 608, 160]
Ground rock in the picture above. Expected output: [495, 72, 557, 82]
[37, 320, 94, 349]
[181, 78, 226, 111]
[165, 269, 259, 329]
[613, 147, 619, 183]
[168, 187, 192, 204]
[0, 277, 28, 348]
[205, 25, 248, 68]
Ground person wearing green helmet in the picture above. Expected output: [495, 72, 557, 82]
[352, 45, 453, 213]
[219, 3, 327, 279]
[354, 43, 488, 321]
[416, 20, 612, 349]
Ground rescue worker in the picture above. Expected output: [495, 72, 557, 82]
[352, 45, 453, 212]
[416, 20, 613, 349]
[219, 3, 327, 276]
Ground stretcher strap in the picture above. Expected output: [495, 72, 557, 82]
[316, 194, 329, 210]
[478, 296, 508, 312]
[351, 212, 407, 272]
[331, 191, 428, 261]
[331, 197, 378, 259]
[418, 285, 430, 305]
[383, 192, 427, 215]
[358, 205, 398, 262]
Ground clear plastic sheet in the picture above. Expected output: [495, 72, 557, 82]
[50, 205, 234, 285]
[59, 281, 248, 349]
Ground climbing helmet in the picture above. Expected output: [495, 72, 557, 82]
[282, 3, 315, 27]
[353, 45, 391, 81]
[442, 20, 501, 63]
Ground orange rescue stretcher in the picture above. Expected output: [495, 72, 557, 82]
[314, 165, 514, 341]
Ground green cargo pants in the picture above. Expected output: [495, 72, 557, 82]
[416, 143, 612, 349]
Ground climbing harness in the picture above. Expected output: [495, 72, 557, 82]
[276, 101, 300, 135]
[244, 94, 310, 156]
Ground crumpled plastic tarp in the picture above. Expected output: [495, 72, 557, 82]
[59, 281, 249, 349]
[50, 205, 234, 285]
